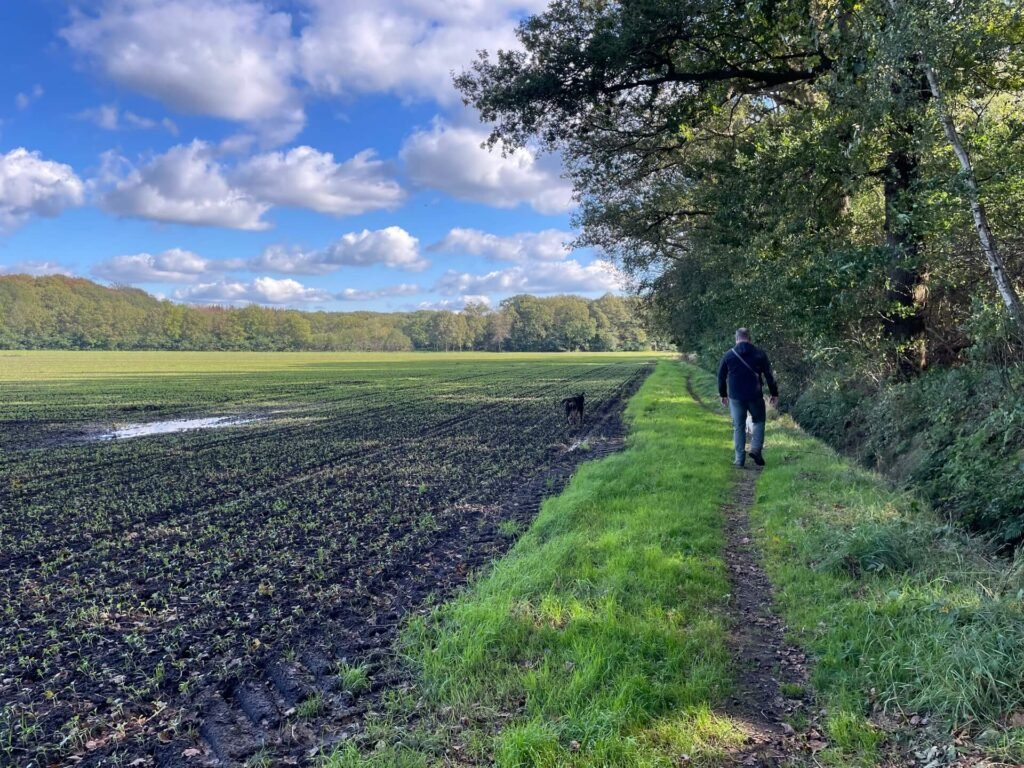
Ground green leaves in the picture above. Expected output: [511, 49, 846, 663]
[458, 0, 1024, 387]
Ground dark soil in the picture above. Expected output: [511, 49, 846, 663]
[101, 370, 648, 768]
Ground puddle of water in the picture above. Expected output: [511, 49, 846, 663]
[95, 416, 260, 441]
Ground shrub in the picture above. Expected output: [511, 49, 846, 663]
[794, 364, 1024, 545]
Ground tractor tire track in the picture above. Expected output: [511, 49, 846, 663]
[148, 367, 651, 768]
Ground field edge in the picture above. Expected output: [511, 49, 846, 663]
[330, 360, 1024, 768]
[324, 359, 755, 767]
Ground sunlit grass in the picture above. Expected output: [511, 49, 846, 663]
[325, 360, 742, 767]
[0, 350, 672, 382]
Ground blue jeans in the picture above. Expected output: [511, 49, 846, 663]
[729, 398, 766, 465]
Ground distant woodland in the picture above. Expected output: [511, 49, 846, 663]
[0, 275, 659, 352]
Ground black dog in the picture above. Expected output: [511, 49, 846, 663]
[561, 392, 585, 425]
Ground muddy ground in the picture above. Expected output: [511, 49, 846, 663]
[1, 364, 649, 768]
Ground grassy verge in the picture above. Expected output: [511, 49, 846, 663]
[327, 360, 751, 767]
[686, 361, 1024, 765]
[327, 360, 1024, 767]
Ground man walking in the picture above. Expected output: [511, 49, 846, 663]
[717, 328, 779, 467]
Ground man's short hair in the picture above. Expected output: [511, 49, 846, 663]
[735, 327, 750, 341]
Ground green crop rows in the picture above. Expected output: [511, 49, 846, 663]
[0, 351, 658, 765]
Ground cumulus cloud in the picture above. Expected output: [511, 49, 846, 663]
[432, 228, 572, 263]
[79, 104, 178, 134]
[0, 260, 74, 276]
[59, 0, 546, 141]
[57, 0, 553, 146]
[62, 0, 303, 141]
[337, 283, 421, 301]
[175, 276, 330, 305]
[92, 248, 219, 282]
[298, 0, 545, 104]
[435, 259, 623, 296]
[234, 147, 404, 216]
[99, 142, 404, 229]
[401, 121, 573, 213]
[252, 227, 427, 274]
[416, 294, 492, 311]
[100, 141, 271, 230]
[0, 148, 85, 232]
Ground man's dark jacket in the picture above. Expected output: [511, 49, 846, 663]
[717, 341, 779, 402]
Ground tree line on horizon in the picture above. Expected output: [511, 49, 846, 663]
[0, 275, 660, 353]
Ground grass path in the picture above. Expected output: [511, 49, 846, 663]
[326, 360, 1024, 767]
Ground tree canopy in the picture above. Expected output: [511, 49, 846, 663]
[457, 0, 1024, 384]
[0, 275, 661, 353]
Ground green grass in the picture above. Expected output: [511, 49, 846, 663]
[326, 359, 1024, 767]
[326, 360, 748, 767]
[0, 350, 670, 382]
[683, 361, 1024, 765]
[336, 661, 371, 695]
[297, 693, 327, 719]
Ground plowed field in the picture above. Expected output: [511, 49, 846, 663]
[0, 352, 657, 767]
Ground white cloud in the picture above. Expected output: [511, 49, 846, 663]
[435, 259, 623, 296]
[99, 142, 404, 229]
[234, 147, 404, 216]
[252, 227, 428, 274]
[401, 121, 573, 213]
[176, 276, 330, 304]
[0, 260, 73, 276]
[81, 104, 120, 130]
[338, 283, 421, 301]
[60, 0, 545, 142]
[62, 0, 303, 142]
[79, 104, 179, 134]
[101, 141, 271, 230]
[15, 85, 44, 110]
[432, 228, 572, 263]
[298, 0, 546, 104]
[416, 294, 492, 311]
[92, 248, 216, 282]
[0, 148, 85, 232]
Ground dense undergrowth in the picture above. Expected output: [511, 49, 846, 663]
[338, 360, 1024, 767]
[792, 363, 1024, 545]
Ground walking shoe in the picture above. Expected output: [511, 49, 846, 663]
[748, 451, 765, 466]
[732, 460, 745, 468]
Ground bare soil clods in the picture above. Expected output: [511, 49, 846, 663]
[0, 358, 651, 767]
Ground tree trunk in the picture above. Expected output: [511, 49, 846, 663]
[882, 146, 927, 374]
[922, 65, 1024, 332]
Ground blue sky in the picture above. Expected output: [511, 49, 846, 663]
[0, 0, 622, 311]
